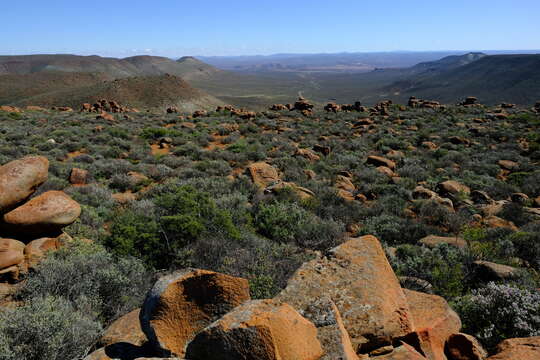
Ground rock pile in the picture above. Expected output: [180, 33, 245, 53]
[0, 156, 80, 283]
[459, 96, 480, 107]
[81, 99, 136, 113]
[408, 96, 442, 109]
[324, 101, 366, 113]
[215, 105, 257, 119]
[86, 234, 535, 360]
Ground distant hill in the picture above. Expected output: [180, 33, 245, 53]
[387, 54, 540, 105]
[0, 54, 222, 80]
[2, 73, 223, 111]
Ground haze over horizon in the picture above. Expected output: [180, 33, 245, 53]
[3, 0, 540, 57]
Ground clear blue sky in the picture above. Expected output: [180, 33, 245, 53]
[2, 0, 539, 57]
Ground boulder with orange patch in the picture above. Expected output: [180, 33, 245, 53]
[140, 269, 251, 357]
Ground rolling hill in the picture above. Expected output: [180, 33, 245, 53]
[0, 54, 222, 80]
[2, 74, 223, 111]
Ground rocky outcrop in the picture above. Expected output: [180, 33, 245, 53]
[0, 238, 26, 281]
[140, 269, 251, 357]
[276, 235, 414, 354]
[186, 299, 324, 360]
[0, 156, 49, 212]
[367, 155, 396, 170]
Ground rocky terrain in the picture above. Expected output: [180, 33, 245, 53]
[0, 97, 539, 359]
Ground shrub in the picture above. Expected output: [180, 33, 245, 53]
[253, 200, 342, 250]
[454, 282, 540, 350]
[19, 240, 149, 323]
[392, 244, 470, 298]
[0, 296, 102, 360]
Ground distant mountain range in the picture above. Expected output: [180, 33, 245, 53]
[0, 51, 539, 109]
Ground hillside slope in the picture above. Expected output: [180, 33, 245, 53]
[394, 54, 540, 104]
[6, 74, 223, 111]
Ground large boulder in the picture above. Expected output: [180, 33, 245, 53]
[140, 269, 251, 357]
[0, 156, 49, 212]
[185, 299, 324, 360]
[375, 342, 427, 359]
[0, 238, 26, 281]
[445, 333, 487, 360]
[3, 191, 81, 235]
[403, 289, 461, 360]
[99, 308, 146, 347]
[276, 236, 414, 354]
[487, 336, 540, 360]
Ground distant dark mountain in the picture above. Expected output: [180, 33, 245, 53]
[386, 54, 540, 105]
[0, 54, 222, 80]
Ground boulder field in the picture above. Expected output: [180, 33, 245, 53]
[0, 156, 80, 283]
[84, 234, 538, 360]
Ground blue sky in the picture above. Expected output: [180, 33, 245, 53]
[2, 0, 539, 57]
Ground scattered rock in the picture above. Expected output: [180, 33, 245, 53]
[367, 155, 396, 170]
[445, 333, 487, 360]
[69, 168, 89, 185]
[295, 148, 321, 162]
[186, 299, 324, 360]
[140, 268, 251, 357]
[247, 162, 280, 188]
[0, 156, 49, 212]
[24, 236, 60, 269]
[482, 215, 518, 231]
[419, 235, 467, 250]
[313, 144, 331, 156]
[497, 160, 519, 171]
[473, 261, 520, 282]
[438, 180, 471, 196]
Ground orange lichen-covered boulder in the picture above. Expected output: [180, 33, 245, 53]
[3, 191, 81, 234]
[487, 336, 540, 360]
[140, 269, 251, 357]
[376, 342, 427, 359]
[0, 156, 49, 212]
[403, 289, 461, 360]
[186, 299, 324, 360]
[276, 235, 414, 353]
[247, 162, 280, 188]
